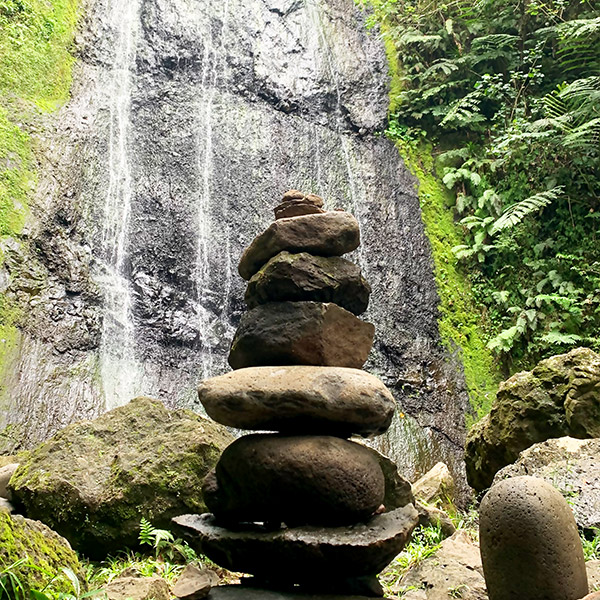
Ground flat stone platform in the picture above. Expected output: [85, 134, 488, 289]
[208, 586, 378, 599]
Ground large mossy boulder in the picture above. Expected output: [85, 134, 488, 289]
[8, 397, 233, 557]
[465, 347, 600, 491]
[0, 512, 82, 595]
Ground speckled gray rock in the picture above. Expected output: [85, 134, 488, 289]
[173, 504, 419, 580]
[480, 476, 588, 600]
[103, 576, 170, 600]
[172, 564, 219, 600]
[493, 437, 600, 531]
[238, 212, 360, 280]
[197, 366, 394, 436]
[228, 302, 374, 370]
[203, 434, 385, 526]
[245, 251, 371, 315]
[588, 560, 600, 593]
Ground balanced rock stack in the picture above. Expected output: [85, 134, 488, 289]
[174, 191, 419, 598]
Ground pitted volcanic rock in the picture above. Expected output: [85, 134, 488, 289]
[238, 212, 360, 280]
[197, 366, 394, 436]
[203, 434, 385, 526]
[480, 476, 588, 600]
[245, 252, 371, 315]
[173, 504, 419, 580]
[228, 302, 374, 370]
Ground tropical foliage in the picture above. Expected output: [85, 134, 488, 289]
[359, 0, 600, 374]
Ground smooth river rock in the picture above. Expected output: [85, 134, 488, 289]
[238, 212, 360, 280]
[480, 476, 588, 600]
[197, 366, 394, 436]
[245, 251, 371, 315]
[173, 504, 419, 580]
[228, 302, 374, 370]
[203, 434, 385, 526]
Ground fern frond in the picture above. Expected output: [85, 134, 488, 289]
[422, 59, 459, 78]
[139, 517, 155, 546]
[440, 91, 485, 128]
[491, 187, 564, 234]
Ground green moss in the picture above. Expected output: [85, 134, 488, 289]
[0, 0, 80, 397]
[382, 34, 403, 114]
[0, 295, 22, 396]
[397, 142, 500, 421]
[0, 512, 82, 595]
[0, 0, 79, 110]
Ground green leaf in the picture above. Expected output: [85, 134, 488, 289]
[491, 187, 564, 234]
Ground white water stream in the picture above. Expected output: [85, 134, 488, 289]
[194, 0, 233, 379]
[305, 0, 367, 268]
[97, 0, 142, 409]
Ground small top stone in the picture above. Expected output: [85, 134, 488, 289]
[275, 191, 326, 220]
[282, 190, 324, 207]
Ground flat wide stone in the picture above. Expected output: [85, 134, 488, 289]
[238, 212, 360, 280]
[203, 435, 385, 526]
[245, 252, 371, 315]
[173, 504, 419, 580]
[207, 587, 372, 600]
[197, 366, 394, 436]
[228, 302, 374, 370]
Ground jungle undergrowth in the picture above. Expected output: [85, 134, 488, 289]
[357, 0, 600, 393]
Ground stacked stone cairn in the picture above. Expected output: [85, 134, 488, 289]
[174, 191, 419, 598]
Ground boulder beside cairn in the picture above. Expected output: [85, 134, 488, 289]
[175, 191, 418, 597]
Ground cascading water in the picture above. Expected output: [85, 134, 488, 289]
[96, 0, 143, 409]
[3, 0, 471, 492]
[194, 0, 232, 379]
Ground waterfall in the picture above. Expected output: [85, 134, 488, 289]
[5, 0, 470, 490]
[195, 0, 232, 379]
[96, 0, 142, 409]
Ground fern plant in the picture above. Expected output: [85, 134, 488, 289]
[138, 518, 197, 563]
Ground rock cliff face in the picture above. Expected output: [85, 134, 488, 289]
[0, 0, 470, 488]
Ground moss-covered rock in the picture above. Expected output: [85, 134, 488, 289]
[465, 347, 600, 491]
[0, 512, 82, 595]
[8, 397, 233, 557]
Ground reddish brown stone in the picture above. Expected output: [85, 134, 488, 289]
[228, 301, 374, 370]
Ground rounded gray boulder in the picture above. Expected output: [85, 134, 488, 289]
[203, 434, 385, 526]
[480, 476, 588, 600]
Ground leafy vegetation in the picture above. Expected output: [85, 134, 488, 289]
[379, 524, 445, 596]
[582, 527, 600, 561]
[0, 519, 230, 599]
[358, 0, 600, 379]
